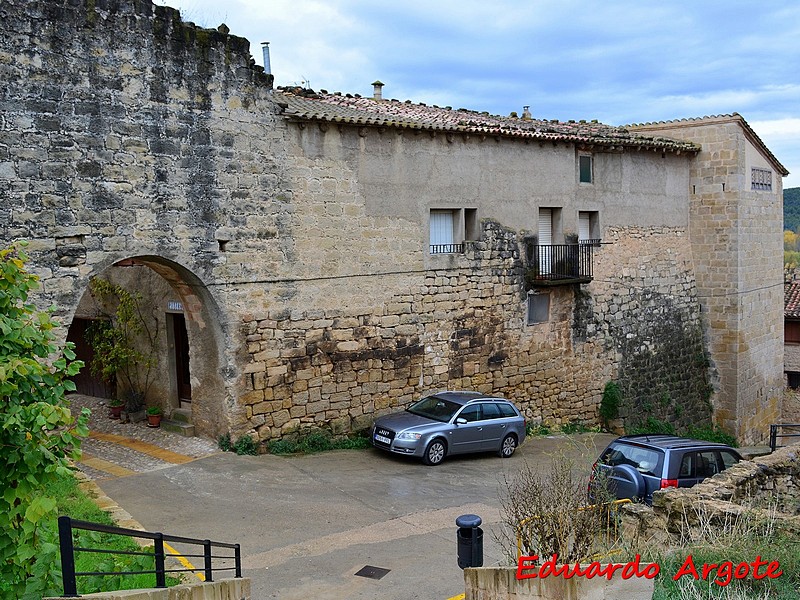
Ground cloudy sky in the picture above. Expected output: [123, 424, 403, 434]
[158, 0, 800, 188]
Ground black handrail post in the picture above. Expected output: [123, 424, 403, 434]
[770, 424, 777, 451]
[204, 539, 213, 582]
[154, 533, 166, 588]
[234, 544, 242, 578]
[58, 516, 79, 598]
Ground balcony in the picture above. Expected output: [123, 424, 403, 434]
[526, 244, 595, 287]
[430, 243, 465, 255]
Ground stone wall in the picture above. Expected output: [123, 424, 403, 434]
[630, 117, 784, 444]
[45, 578, 250, 600]
[238, 220, 711, 442]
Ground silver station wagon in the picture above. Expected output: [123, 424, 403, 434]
[371, 391, 527, 465]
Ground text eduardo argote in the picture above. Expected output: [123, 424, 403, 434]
[516, 553, 783, 586]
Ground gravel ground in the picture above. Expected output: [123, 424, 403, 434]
[67, 393, 219, 459]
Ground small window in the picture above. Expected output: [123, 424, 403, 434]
[579, 155, 593, 184]
[786, 321, 800, 344]
[430, 209, 462, 254]
[788, 372, 800, 390]
[578, 211, 601, 246]
[527, 293, 550, 324]
[751, 168, 772, 191]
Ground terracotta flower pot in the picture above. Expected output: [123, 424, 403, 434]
[110, 405, 123, 419]
[147, 414, 162, 428]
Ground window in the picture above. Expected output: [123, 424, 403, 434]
[751, 168, 772, 191]
[787, 372, 800, 390]
[457, 405, 481, 422]
[527, 293, 549, 324]
[579, 154, 593, 184]
[578, 211, 601, 245]
[481, 403, 501, 419]
[786, 321, 800, 344]
[430, 209, 458, 254]
[429, 209, 466, 254]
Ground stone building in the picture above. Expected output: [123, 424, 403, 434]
[0, 0, 788, 444]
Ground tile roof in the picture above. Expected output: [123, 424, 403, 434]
[628, 114, 789, 176]
[786, 281, 800, 318]
[273, 87, 701, 154]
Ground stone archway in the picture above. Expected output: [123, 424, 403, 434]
[67, 255, 236, 439]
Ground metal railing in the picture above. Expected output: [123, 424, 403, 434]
[769, 423, 800, 451]
[430, 243, 464, 255]
[58, 516, 241, 597]
[529, 244, 594, 283]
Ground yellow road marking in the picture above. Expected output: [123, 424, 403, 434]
[89, 431, 196, 464]
[164, 541, 205, 582]
[78, 454, 136, 477]
[446, 595, 465, 600]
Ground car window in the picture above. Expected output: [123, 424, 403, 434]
[696, 451, 719, 478]
[720, 451, 739, 470]
[457, 405, 481, 423]
[601, 444, 663, 477]
[481, 403, 501, 419]
[679, 453, 693, 478]
[407, 395, 460, 422]
[497, 403, 517, 418]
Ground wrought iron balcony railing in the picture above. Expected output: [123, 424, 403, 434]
[527, 244, 594, 286]
[430, 243, 465, 255]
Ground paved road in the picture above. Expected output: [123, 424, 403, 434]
[96, 432, 615, 600]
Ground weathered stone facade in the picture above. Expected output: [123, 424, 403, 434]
[1, 0, 787, 444]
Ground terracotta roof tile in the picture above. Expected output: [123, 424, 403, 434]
[273, 87, 701, 154]
[786, 281, 800, 318]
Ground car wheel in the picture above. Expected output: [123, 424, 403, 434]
[423, 439, 446, 466]
[498, 434, 517, 458]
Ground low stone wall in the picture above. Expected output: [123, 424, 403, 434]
[45, 578, 250, 600]
[621, 444, 800, 545]
[463, 566, 654, 600]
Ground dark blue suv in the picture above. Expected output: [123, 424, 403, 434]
[592, 434, 742, 505]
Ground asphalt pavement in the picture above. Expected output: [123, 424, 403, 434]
[87, 429, 615, 600]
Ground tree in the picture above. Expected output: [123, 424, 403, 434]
[85, 277, 158, 411]
[0, 242, 89, 598]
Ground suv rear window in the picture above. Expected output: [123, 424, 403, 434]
[600, 443, 664, 477]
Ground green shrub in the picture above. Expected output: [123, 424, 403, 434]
[268, 428, 370, 455]
[599, 381, 621, 427]
[233, 435, 259, 456]
[626, 416, 675, 435]
[217, 433, 232, 452]
[686, 424, 738, 447]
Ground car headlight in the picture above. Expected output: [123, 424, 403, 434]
[396, 432, 422, 441]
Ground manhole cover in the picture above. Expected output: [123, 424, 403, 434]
[354, 565, 391, 580]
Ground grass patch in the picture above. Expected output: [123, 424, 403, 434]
[39, 471, 181, 596]
[268, 428, 371, 455]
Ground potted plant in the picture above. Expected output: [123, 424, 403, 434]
[146, 405, 163, 428]
[108, 397, 124, 420]
[85, 278, 159, 412]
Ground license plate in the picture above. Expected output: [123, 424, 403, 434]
[375, 434, 391, 444]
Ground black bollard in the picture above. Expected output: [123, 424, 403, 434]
[456, 513, 483, 569]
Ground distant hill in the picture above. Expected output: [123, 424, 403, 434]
[785, 187, 800, 232]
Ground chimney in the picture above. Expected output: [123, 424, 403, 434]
[372, 80, 384, 101]
[522, 105, 532, 120]
[261, 42, 271, 74]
